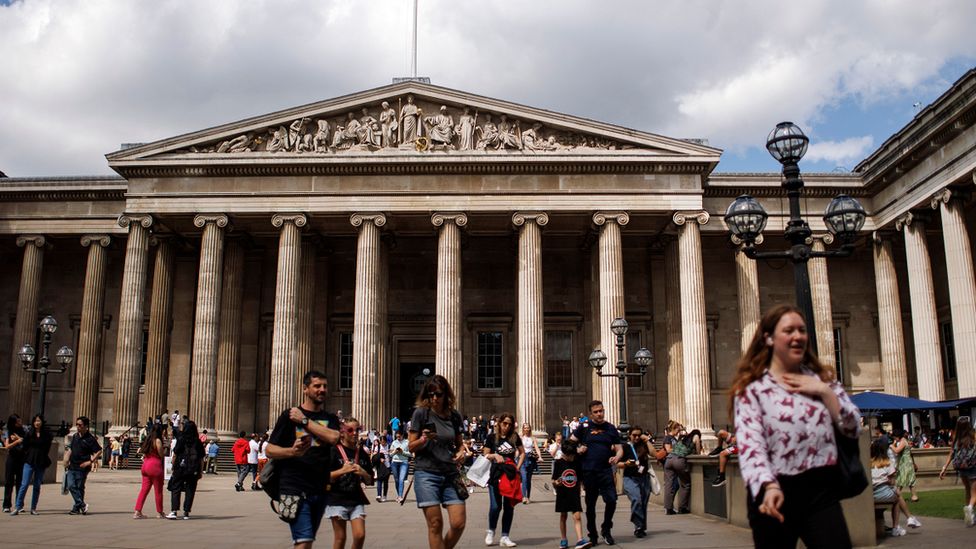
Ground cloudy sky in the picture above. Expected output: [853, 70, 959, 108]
[1, 0, 974, 177]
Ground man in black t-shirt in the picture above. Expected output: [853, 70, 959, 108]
[64, 416, 102, 515]
[267, 371, 340, 549]
[570, 400, 624, 546]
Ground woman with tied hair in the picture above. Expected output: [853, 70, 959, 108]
[729, 305, 861, 549]
[133, 423, 165, 518]
[483, 412, 525, 547]
[408, 374, 468, 549]
[939, 415, 976, 526]
[2, 414, 26, 513]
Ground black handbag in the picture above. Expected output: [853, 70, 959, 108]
[833, 427, 867, 499]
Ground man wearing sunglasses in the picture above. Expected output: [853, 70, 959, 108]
[267, 370, 341, 549]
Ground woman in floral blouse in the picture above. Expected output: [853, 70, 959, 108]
[730, 305, 861, 549]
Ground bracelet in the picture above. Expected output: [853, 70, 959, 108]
[765, 485, 782, 492]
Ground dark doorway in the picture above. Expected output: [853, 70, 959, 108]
[399, 362, 434, 424]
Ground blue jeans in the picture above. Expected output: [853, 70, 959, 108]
[16, 463, 45, 511]
[488, 483, 515, 536]
[520, 459, 535, 499]
[290, 493, 327, 544]
[622, 475, 650, 531]
[391, 461, 409, 498]
[65, 469, 89, 511]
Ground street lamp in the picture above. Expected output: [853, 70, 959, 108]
[18, 315, 74, 418]
[724, 122, 866, 353]
[588, 318, 653, 431]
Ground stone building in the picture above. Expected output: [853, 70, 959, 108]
[2, 70, 975, 438]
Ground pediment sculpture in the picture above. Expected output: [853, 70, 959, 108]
[183, 94, 639, 155]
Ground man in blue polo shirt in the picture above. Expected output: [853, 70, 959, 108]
[571, 400, 624, 546]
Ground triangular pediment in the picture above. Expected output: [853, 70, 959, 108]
[107, 81, 720, 175]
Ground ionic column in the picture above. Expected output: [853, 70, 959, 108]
[351, 213, 386, 431]
[377, 238, 391, 424]
[932, 189, 976, 397]
[872, 232, 909, 396]
[111, 214, 153, 433]
[664, 237, 685, 425]
[673, 211, 712, 436]
[896, 212, 945, 400]
[809, 235, 836, 368]
[215, 238, 245, 436]
[269, 214, 306, 420]
[8, 235, 45, 415]
[734, 242, 761, 353]
[433, 213, 467, 411]
[141, 236, 176, 423]
[593, 212, 628, 426]
[188, 214, 228, 431]
[73, 235, 111, 421]
[295, 239, 317, 402]
[514, 212, 547, 433]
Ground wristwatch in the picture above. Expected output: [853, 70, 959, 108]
[301, 417, 309, 426]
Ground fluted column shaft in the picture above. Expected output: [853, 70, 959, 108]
[269, 214, 306, 420]
[295, 240, 317, 403]
[872, 233, 909, 396]
[352, 213, 386, 431]
[189, 215, 228, 431]
[897, 213, 945, 400]
[664, 238, 685, 425]
[141, 238, 176, 422]
[215, 239, 245, 435]
[674, 212, 712, 435]
[514, 212, 547, 432]
[73, 235, 111, 421]
[734, 245, 761, 353]
[112, 215, 153, 433]
[433, 213, 467, 412]
[933, 189, 976, 397]
[809, 236, 836, 369]
[594, 212, 628, 426]
[9, 236, 46, 415]
[377, 240, 391, 424]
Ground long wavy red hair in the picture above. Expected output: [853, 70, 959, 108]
[727, 305, 835, 417]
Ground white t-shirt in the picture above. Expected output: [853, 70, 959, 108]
[521, 435, 538, 458]
[257, 441, 267, 461]
[248, 439, 260, 464]
[548, 441, 563, 460]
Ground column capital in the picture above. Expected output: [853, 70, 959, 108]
[272, 213, 308, 228]
[931, 186, 972, 210]
[673, 211, 710, 226]
[592, 211, 629, 226]
[512, 211, 549, 227]
[193, 213, 230, 228]
[810, 233, 835, 246]
[872, 231, 899, 245]
[350, 213, 386, 228]
[895, 211, 929, 231]
[80, 234, 111, 248]
[118, 213, 153, 229]
[16, 235, 46, 248]
[730, 234, 764, 246]
[431, 212, 468, 227]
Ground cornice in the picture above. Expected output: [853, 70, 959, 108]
[0, 189, 126, 202]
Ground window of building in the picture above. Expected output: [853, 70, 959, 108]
[339, 332, 353, 390]
[477, 331, 504, 390]
[833, 327, 845, 386]
[626, 330, 644, 389]
[941, 321, 957, 381]
[546, 330, 573, 388]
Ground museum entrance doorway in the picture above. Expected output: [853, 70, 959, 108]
[399, 362, 434, 424]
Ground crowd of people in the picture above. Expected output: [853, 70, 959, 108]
[3, 304, 976, 549]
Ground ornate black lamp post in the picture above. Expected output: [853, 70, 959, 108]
[724, 122, 866, 353]
[588, 318, 652, 431]
[18, 315, 74, 418]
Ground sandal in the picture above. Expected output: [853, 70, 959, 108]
[133, 511, 145, 519]
[911, 496, 920, 502]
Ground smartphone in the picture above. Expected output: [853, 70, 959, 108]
[424, 421, 437, 434]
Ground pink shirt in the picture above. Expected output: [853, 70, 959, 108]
[733, 369, 861, 498]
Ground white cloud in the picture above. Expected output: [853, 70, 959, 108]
[804, 136, 875, 167]
[0, 0, 974, 175]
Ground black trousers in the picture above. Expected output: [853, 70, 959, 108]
[171, 476, 199, 513]
[746, 466, 852, 549]
[3, 455, 24, 509]
[582, 468, 617, 538]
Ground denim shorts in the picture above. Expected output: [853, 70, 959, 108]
[290, 494, 327, 544]
[413, 470, 464, 508]
[324, 504, 366, 521]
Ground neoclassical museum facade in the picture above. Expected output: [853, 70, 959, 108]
[2, 71, 975, 438]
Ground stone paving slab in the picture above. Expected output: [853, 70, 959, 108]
[0, 470, 969, 548]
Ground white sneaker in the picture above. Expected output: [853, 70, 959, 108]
[891, 526, 906, 537]
[499, 536, 517, 547]
[485, 530, 495, 546]
[965, 505, 974, 527]
[906, 515, 921, 528]
[166, 511, 178, 520]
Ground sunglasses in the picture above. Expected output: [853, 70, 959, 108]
[428, 391, 444, 398]
[342, 427, 360, 434]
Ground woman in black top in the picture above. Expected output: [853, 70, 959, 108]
[13, 414, 52, 514]
[167, 420, 204, 520]
[619, 426, 653, 538]
[482, 411, 525, 547]
[2, 414, 25, 513]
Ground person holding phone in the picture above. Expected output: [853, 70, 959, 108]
[407, 375, 467, 549]
[390, 431, 412, 503]
[619, 426, 653, 538]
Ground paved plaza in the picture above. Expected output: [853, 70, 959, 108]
[1, 469, 962, 548]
